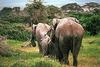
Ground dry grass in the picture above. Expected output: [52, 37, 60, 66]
[18, 47, 39, 52]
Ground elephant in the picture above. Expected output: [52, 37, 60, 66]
[31, 23, 51, 55]
[48, 17, 84, 66]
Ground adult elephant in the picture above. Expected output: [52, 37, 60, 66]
[31, 23, 51, 55]
[49, 17, 84, 66]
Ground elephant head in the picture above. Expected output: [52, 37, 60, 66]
[31, 23, 53, 55]
[52, 18, 61, 30]
[45, 19, 62, 57]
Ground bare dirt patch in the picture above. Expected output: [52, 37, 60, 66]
[17, 47, 39, 52]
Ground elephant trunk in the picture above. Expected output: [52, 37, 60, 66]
[31, 34, 36, 47]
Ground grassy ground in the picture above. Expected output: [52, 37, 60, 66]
[0, 35, 100, 67]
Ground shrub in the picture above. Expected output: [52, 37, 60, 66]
[86, 15, 100, 35]
[0, 20, 31, 41]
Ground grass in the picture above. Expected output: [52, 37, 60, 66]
[0, 35, 100, 67]
[78, 35, 100, 67]
[6, 39, 24, 49]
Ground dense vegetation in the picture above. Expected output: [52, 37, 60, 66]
[0, 1, 100, 41]
[0, 20, 31, 41]
[0, 1, 100, 67]
[0, 7, 31, 41]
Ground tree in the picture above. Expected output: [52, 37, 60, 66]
[26, 0, 48, 25]
[0, 7, 12, 17]
[86, 15, 100, 35]
[46, 5, 62, 19]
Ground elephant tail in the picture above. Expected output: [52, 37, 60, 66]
[72, 36, 75, 54]
[72, 36, 82, 54]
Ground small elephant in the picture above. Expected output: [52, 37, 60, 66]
[31, 23, 51, 55]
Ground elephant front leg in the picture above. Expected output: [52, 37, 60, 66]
[38, 43, 43, 53]
[42, 45, 48, 56]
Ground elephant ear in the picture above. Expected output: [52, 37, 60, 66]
[49, 18, 60, 43]
[52, 18, 60, 30]
[44, 24, 51, 31]
[52, 18, 57, 27]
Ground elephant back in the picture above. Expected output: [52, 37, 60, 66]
[55, 18, 84, 38]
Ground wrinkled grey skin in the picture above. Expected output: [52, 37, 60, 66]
[31, 23, 51, 55]
[49, 17, 84, 66]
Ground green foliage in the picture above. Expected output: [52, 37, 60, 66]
[46, 5, 62, 19]
[0, 7, 26, 23]
[0, 20, 31, 41]
[26, 2, 63, 24]
[0, 7, 12, 17]
[0, 7, 31, 41]
[0, 14, 25, 23]
[86, 15, 100, 35]
[26, 2, 48, 24]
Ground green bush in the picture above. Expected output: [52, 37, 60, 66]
[86, 15, 100, 35]
[0, 20, 31, 41]
[0, 7, 26, 23]
[0, 15, 25, 23]
[26, 2, 48, 24]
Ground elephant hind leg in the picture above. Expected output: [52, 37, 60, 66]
[60, 47, 70, 65]
[63, 49, 70, 65]
[55, 46, 63, 62]
[71, 38, 81, 66]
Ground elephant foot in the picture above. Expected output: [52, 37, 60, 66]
[73, 59, 77, 67]
[73, 64, 77, 67]
[60, 59, 69, 65]
[39, 50, 42, 53]
[66, 60, 69, 65]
